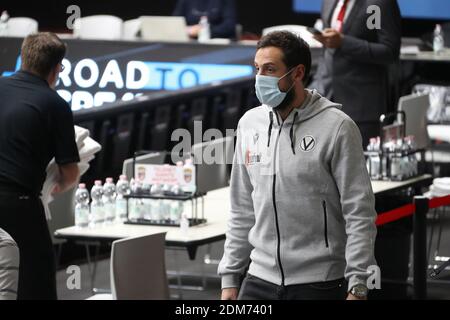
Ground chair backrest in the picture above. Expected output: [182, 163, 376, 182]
[123, 18, 142, 40]
[0, 228, 19, 300]
[74, 15, 123, 40]
[139, 16, 189, 42]
[7, 17, 38, 37]
[397, 93, 431, 150]
[47, 185, 77, 243]
[122, 152, 166, 179]
[110, 232, 169, 300]
[262, 25, 323, 48]
[192, 136, 234, 194]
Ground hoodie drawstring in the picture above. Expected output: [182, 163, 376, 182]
[290, 112, 298, 155]
[268, 111, 274, 147]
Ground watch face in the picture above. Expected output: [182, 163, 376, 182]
[352, 285, 368, 298]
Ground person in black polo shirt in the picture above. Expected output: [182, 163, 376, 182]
[0, 32, 80, 300]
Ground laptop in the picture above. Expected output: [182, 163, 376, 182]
[139, 16, 190, 42]
[397, 93, 431, 150]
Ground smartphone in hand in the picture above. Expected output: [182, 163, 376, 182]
[307, 27, 323, 36]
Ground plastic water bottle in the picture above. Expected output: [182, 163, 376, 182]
[180, 213, 190, 236]
[182, 158, 197, 195]
[103, 178, 116, 224]
[141, 183, 152, 220]
[366, 138, 374, 176]
[433, 24, 445, 54]
[75, 183, 90, 228]
[0, 11, 10, 36]
[170, 185, 183, 224]
[389, 143, 401, 180]
[129, 180, 143, 221]
[150, 184, 162, 222]
[198, 16, 211, 42]
[367, 138, 381, 180]
[115, 175, 130, 223]
[406, 136, 418, 177]
[90, 180, 105, 227]
[159, 183, 172, 222]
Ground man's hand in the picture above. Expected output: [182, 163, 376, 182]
[314, 28, 343, 49]
[188, 25, 202, 38]
[346, 293, 367, 301]
[51, 184, 62, 195]
[221, 288, 239, 300]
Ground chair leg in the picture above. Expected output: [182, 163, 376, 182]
[173, 249, 183, 300]
[55, 241, 65, 270]
[85, 243, 101, 294]
[428, 208, 438, 265]
[435, 207, 444, 260]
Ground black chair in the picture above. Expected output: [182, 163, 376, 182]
[150, 105, 171, 151]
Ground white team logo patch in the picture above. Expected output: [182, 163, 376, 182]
[300, 135, 316, 152]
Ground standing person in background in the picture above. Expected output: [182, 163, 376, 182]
[0, 228, 19, 300]
[173, 0, 237, 39]
[309, 0, 401, 147]
[0, 32, 80, 299]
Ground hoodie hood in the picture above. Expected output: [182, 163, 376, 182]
[265, 89, 342, 154]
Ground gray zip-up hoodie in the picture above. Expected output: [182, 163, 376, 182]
[218, 89, 377, 292]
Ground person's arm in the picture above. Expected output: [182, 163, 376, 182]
[330, 117, 378, 300]
[210, 0, 237, 38]
[218, 122, 255, 300]
[338, 0, 401, 64]
[51, 99, 80, 195]
[52, 163, 79, 195]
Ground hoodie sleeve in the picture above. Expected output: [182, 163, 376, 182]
[331, 117, 377, 292]
[218, 121, 255, 289]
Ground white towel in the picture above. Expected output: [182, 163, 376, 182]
[75, 126, 90, 148]
[426, 177, 450, 199]
[40, 126, 102, 220]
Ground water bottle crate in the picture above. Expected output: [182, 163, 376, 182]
[123, 191, 206, 201]
[124, 218, 207, 227]
[364, 148, 426, 182]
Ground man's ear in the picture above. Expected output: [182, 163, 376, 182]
[295, 65, 305, 82]
[48, 65, 59, 88]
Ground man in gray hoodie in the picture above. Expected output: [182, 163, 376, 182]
[218, 31, 378, 300]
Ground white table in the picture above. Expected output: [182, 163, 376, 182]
[55, 175, 432, 294]
[371, 174, 433, 196]
[55, 187, 231, 260]
[55, 175, 433, 254]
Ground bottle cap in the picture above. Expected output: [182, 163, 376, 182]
[119, 175, 128, 181]
[95, 180, 102, 186]
[106, 178, 114, 183]
[79, 183, 86, 189]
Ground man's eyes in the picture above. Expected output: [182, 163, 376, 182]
[254, 66, 276, 74]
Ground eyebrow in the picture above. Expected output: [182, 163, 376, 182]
[254, 62, 277, 67]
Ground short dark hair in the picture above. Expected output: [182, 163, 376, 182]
[21, 32, 66, 78]
[257, 31, 311, 82]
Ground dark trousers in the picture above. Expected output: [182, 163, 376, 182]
[0, 193, 57, 300]
[238, 274, 347, 300]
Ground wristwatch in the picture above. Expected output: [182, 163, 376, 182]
[349, 284, 368, 299]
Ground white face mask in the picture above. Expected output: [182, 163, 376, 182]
[255, 67, 296, 108]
